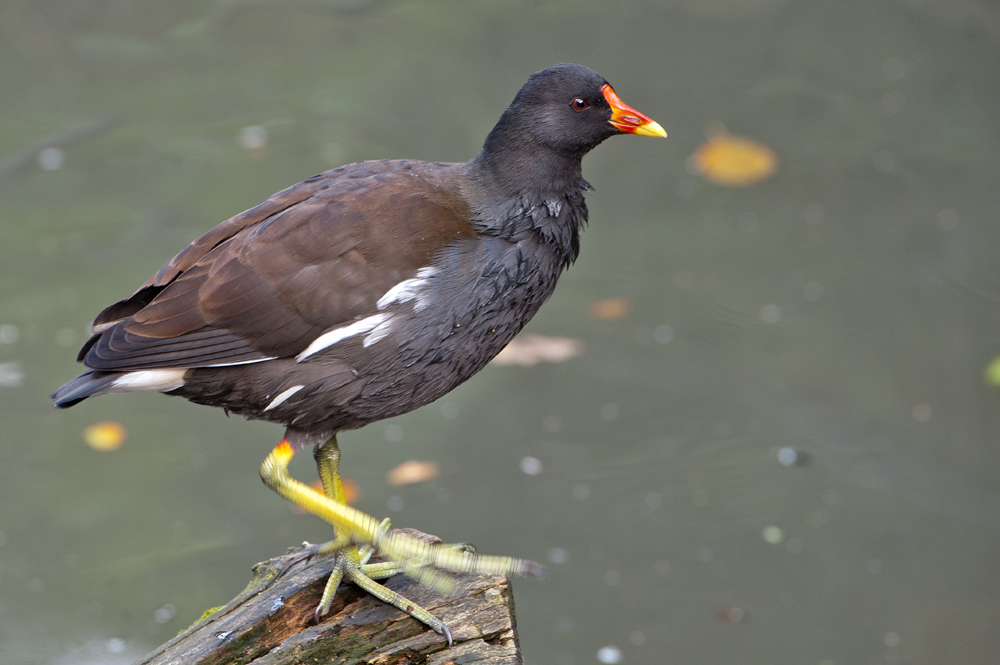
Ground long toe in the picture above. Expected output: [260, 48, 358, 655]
[315, 551, 347, 622]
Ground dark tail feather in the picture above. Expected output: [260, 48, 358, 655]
[51, 371, 121, 408]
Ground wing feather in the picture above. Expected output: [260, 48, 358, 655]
[80, 160, 473, 372]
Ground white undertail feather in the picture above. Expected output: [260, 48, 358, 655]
[109, 369, 186, 393]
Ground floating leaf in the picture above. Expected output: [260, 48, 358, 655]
[491, 334, 585, 367]
[588, 298, 632, 321]
[386, 460, 440, 487]
[689, 130, 778, 187]
[84, 421, 127, 451]
[984, 356, 1000, 386]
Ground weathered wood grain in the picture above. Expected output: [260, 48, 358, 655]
[137, 532, 522, 665]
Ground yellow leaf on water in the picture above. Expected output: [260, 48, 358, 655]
[689, 130, 778, 187]
[386, 460, 440, 487]
[491, 334, 585, 367]
[984, 356, 1000, 386]
[83, 421, 127, 451]
[588, 298, 632, 321]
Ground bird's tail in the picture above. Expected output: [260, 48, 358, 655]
[51, 371, 122, 408]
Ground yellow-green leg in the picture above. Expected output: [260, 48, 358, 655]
[311, 436, 454, 644]
[260, 435, 545, 647]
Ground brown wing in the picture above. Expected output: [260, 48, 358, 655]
[80, 160, 474, 371]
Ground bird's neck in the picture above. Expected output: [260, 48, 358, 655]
[468, 126, 587, 202]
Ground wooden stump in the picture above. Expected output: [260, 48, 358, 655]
[137, 532, 522, 665]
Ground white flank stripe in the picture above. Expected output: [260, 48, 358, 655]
[363, 317, 395, 347]
[110, 369, 186, 393]
[264, 385, 305, 411]
[296, 313, 389, 361]
[376, 267, 437, 311]
[205, 357, 276, 368]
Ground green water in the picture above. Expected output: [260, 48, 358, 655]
[2, 1, 999, 663]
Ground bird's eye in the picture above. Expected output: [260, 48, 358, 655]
[571, 98, 589, 111]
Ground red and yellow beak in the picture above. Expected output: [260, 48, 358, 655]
[602, 84, 667, 138]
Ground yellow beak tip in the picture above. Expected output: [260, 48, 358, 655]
[636, 120, 667, 138]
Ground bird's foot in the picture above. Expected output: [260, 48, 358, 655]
[312, 519, 459, 645]
[261, 441, 546, 646]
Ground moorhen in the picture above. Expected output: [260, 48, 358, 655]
[52, 63, 665, 644]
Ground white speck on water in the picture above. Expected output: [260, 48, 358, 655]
[758, 303, 782, 324]
[0, 363, 24, 388]
[38, 147, 64, 171]
[153, 603, 176, 623]
[0, 325, 19, 344]
[520, 456, 543, 475]
[238, 125, 267, 150]
[106, 638, 127, 654]
[762, 525, 785, 544]
[597, 645, 622, 664]
[777, 447, 800, 466]
[653, 324, 673, 344]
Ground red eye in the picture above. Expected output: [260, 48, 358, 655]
[571, 98, 589, 111]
